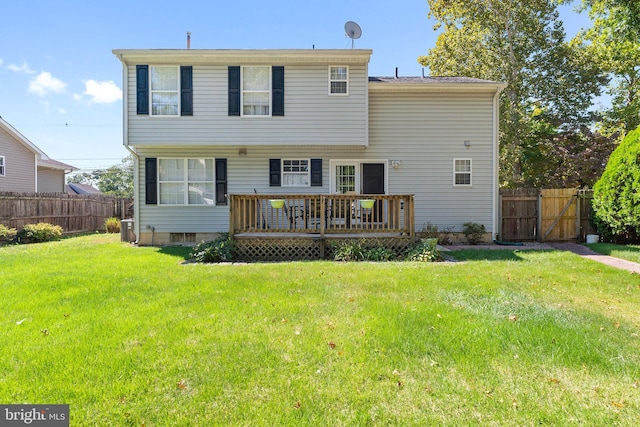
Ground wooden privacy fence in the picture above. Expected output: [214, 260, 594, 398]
[500, 188, 595, 242]
[0, 192, 132, 234]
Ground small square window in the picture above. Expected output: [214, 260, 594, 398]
[454, 159, 472, 186]
[282, 159, 310, 187]
[329, 66, 348, 95]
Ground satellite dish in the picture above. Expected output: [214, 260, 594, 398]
[344, 21, 362, 49]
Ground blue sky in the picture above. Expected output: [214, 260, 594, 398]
[0, 0, 589, 173]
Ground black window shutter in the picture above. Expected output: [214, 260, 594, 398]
[272, 66, 284, 116]
[136, 65, 149, 115]
[145, 157, 157, 204]
[269, 159, 281, 187]
[216, 158, 227, 205]
[228, 66, 240, 116]
[311, 159, 322, 186]
[180, 66, 193, 116]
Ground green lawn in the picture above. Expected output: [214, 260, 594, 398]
[1, 234, 639, 426]
[588, 242, 640, 264]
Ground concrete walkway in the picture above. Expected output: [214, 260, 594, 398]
[548, 242, 640, 274]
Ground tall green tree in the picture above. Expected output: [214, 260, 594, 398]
[578, 0, 640, 137]
[419, 0, 606, 187]
[67, 155, 134, 198]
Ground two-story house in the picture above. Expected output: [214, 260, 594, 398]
[113, 48, 505, 253]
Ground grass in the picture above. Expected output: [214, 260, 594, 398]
[588, 242, 640, 264]
[1, 235, 639, 426]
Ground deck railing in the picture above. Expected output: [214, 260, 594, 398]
[229, 194, 414, 238]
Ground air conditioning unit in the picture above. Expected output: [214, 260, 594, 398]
[120, 219, 135, 242]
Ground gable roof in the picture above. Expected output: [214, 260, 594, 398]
[0, 116, 77, 171]
[0, 116, 46, 157]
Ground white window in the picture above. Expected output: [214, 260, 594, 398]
[158, 158, 215, 205]
[0, 156, 4, 176]
[282, 159, 310, 187]
[329, 66, 349, 95]
[454, 159, 472, 186]
[242, 66, 271, 116]
[150, 66, 179, 116]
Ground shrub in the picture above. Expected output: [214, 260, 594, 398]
[363, 246, 397, 261]
[104, 217, 121, 234]
[592, 128, 640, 242]
[17, 223, 63, 243]
[332, 240, 398, 262]
[0, 224, 18, 245]
[191, 234, 235, 263]
[462, 222, 486, 245]
[332, 240, 365, 262]
[404, 240, 442, 262]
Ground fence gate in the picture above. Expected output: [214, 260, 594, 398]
[540, 189, 578, 241]
[500, 188, 595, 242]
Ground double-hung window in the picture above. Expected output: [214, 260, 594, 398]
[0, 156, 5, 176]
[282, 159, 310, 187]
[454, 159, 472, 186]
[242, 66, 271, 116]
[150, 66, 179, 116]
[158, 158, 215, 205]
[329, 66, 348, 95]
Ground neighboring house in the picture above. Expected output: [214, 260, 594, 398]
[0, 116, 77, 193]
[65, 183, 102, 195]
[113, 49, 505, 246]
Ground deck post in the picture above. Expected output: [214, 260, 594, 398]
[228, 194, 235, 237]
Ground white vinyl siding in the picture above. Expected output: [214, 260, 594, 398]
[454, 159, 472, 186]
[133, 90, 497, 235]
[150, 66, 179, 116]
[127, 64, 368, 146]
[329, 66, 348, 95]
[368, 91, 495, 232]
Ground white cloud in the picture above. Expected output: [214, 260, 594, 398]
[29, 71, 67, 96]
[0, 58, 3, 65]
[77, 80, 122, 104]
[8, 62, 35, 74]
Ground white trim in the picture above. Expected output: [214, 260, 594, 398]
[241, 65, 272, 117]
[0, 156, 5, 177]
[157, 158, 216, 206]
[453, 158, 472, 187]
[328, 65, 349, 96]
[329, 159, 388, 194]
[149, 65, 180, 117]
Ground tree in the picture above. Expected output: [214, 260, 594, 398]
[67, 155, 134, 198]
[592, 128, 640, 241]
[419, 0, 607, 187]
[578, 0, 640, 138]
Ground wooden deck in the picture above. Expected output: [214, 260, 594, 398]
[229, 194, 415, 261]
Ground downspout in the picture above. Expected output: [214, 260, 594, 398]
[116, 55, 140, 244]
[492, 85, 505, 240]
